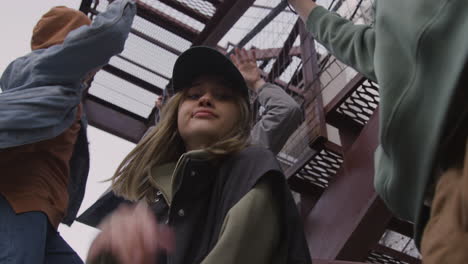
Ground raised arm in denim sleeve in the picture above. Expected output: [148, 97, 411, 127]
[33, 0, 136, 83]
[307, 6, 377, 82]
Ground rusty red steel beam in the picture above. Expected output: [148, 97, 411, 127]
[130, 28, 182, 56]
[193, 0, 256, 46]
[273, 78, 304, 96]
[303, 110, 394, 261]
[117, 54, 171, 81]
[254, 46, 302, 61]
[337, 119, 362, 154]
[136, 0, 199, 42]
[157, 0, 211, 24]
[102, 64, 163, 95]
[84, 95, 148, 144]
[219, 46, 301, 62]
[299, 192, 323, 221]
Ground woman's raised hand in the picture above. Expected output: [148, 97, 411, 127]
[87, 202, 174, 264]
[230, 48, 265, 92]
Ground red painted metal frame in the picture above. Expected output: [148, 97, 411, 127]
[130, 29, 182, 56]
[158, 0, 211, 24]
[273, 78, 304, 96]
[102, 64, 163, 95]
[193, 0, 256, 46]
[302, 111, 393, 261]
[254, 46, 302, 61]
[84, 95, 148, 143]
[136, 1, 200, 42]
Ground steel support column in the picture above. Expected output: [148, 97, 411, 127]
[303, 111, 393, 261]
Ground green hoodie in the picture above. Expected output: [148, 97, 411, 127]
[306, 0, 468, 245]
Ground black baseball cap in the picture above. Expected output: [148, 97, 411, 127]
[172, 46, 249, 100]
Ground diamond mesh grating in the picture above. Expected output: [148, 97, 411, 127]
[176, 0, 216, 17]
[336, 79, 380, 125]
[294, 147, 343, 188]
[366, 252, 409, 264]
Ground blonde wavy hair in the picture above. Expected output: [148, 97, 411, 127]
[111, 90, 252, 201]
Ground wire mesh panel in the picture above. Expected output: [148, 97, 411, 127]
[215, 0, 377, 176]
[89, 71, 158, 117]
[85, 0, 378, 158]
[366, 252, 409, 264]
[315, 0, 376, 105]
[138, 0, 205, 31]
[132, 16, 192, 53]
[88, 0, 205, 120]
[295, 147, 344, 188]
[335, 78, 379, 125]
[109, 55, 169, 90]
[176, 0, 216, 17]
[216, 0, 311, 170]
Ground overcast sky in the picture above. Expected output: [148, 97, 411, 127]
[0, 0, 136, 259]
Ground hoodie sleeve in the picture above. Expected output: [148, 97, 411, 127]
[250, 83, 304, 155]
[32, 0, 136, 84]
[306, 6, 377, 82]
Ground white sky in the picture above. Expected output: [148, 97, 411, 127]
[0, 0, 136, 260]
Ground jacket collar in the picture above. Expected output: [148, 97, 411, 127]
[149, 149, 213, 205]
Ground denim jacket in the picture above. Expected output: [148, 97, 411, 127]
[0, 0, 136, 225]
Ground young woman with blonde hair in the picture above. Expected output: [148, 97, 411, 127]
[86, 46, 311, 264]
